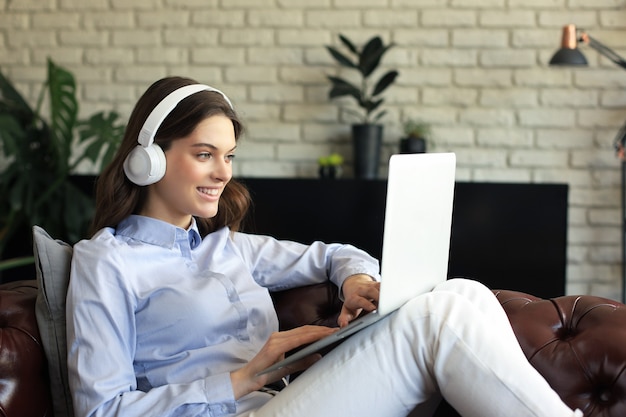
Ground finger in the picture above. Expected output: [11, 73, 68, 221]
[258, 328, 336, 378]
[344, 292, 378, 314]
[345, 283, 380, 305]
[263, 326, 338, 360]
[248, 327, 337, 382]
[338, 305, 361, 328]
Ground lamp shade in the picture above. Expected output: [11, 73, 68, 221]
[549, 48, 588, 66]
[549, 24, 589, 67]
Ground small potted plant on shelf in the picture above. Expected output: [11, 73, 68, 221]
[318, 153, 344, 179]
[325, 33, 399, 179]
[400, 118, 431, 154]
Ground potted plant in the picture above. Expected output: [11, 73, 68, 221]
[318, 152, 344, 179]
[400, 118, 431, 154]
[0, 59, 123, 278]
[326, 33, 399, 179]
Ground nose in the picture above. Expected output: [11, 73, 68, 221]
[211, 157, 233, 182]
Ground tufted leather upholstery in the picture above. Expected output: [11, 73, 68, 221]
[1, 279, 625, 417]
[493, 290, 626, 417]
[0, 280, 53, 417]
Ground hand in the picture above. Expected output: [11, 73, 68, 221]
[338, 274, 380, 328]
[230, 325, 338, 400]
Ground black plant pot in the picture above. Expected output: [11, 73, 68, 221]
[399, 137, 426, 154]
[319, 165, 342, 179]
[352, 124, 382, 179]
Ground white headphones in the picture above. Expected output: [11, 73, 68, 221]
[123, 84, 234, 186]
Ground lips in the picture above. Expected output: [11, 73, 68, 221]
[197, 187, 222, 202]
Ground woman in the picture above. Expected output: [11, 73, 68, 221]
[66, 76, 582, 417]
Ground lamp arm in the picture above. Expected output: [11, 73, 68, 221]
[583, 33, 626, 70]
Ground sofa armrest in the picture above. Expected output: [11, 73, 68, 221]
[0, 279, 53, 417]
[494, 289, 626, 416]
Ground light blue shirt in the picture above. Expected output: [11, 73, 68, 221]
[66, 215, 380, 417]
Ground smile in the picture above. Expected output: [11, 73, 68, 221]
[198, 187, 219, 196]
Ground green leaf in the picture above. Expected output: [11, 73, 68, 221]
[360, 37, 393, 77]
[47, 58, 78, 174]
[344, 107, 365, 122]
[8, 177, 25, 210]
[0, 69, 34, 118]
[364, 97, 384, 114]
[372, 70, 399, 97]
[0, 113, 24, 157]
[75, 111, 124, 168]
[0, 256, 35, 271]
[359, 37, 383, 73]
[326, 46, 357, 69]
[372, 110, 388, 123]
[101, 142, 119, 168]
[327, 76, 361, 100]
[0, 69, 42, 178]
[338, 33, 358, 55]
[83, 138, 106, 163]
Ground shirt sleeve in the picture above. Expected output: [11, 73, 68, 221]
[230, 232, 381, 291]
[66, 235, 237, 417]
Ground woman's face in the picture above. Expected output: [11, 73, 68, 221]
[140, 114, 237, 228]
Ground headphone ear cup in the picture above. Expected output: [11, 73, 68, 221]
[123, 144, 167, 186]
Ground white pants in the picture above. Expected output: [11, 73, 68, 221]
[247, 279, 582, 417]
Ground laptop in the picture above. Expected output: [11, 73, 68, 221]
[258, 152, 457, 376]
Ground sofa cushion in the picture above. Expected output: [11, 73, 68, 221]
[33, 225, 74, 417]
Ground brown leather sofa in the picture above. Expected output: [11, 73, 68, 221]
[1, 279, 625, 417]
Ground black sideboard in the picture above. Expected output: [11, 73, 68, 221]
[1, 176, 568, 298]
[240, 178, 568, 299]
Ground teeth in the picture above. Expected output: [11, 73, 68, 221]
[199, 188, 219, 196]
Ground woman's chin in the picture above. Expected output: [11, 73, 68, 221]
[195, 205, 220, 219]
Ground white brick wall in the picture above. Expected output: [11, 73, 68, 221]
[2, 0, 626, 300]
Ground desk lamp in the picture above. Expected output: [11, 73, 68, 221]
[549, 24, 626, 303]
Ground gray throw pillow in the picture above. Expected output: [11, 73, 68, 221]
[33, 225, 75, 417]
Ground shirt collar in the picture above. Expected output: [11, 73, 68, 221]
[116, 215, 202, 250]
[187, 219, 202, 249]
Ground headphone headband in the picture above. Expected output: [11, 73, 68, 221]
[137, 84, 233, 147]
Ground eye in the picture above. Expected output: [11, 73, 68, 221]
[226, 154, 236, 162]
[197, 152, 212, 160]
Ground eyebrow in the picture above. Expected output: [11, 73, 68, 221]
[191, 143, 237, 152]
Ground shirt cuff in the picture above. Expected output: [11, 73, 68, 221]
[203, 373, 237, 416]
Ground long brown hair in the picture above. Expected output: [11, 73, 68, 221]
[91, 76, 251, 237]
